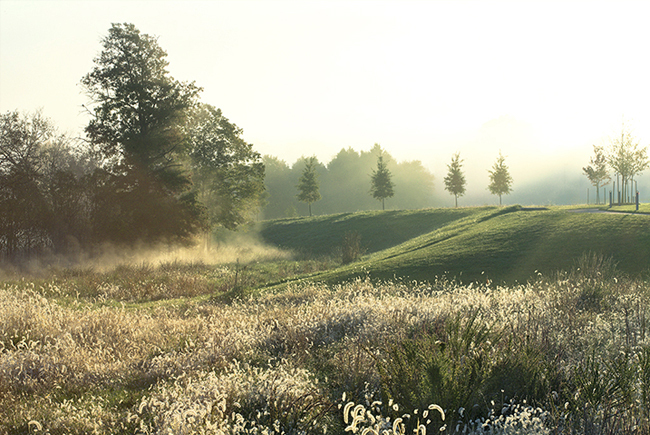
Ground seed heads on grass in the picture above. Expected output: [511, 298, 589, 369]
[2, 264, 650, 433]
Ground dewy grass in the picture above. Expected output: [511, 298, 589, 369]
[261, 206, 650, 285]
[2, 261, 650, 434]
[0, 258, 338, 304]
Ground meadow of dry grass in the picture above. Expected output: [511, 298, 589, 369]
[1, 253, 649, 434]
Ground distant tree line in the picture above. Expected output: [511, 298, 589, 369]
[0, 23, 264, 261]
[262, 144, 435, 219]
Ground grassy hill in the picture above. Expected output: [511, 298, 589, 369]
[259, 206, 650, 284]
[258, 207, 489, 256]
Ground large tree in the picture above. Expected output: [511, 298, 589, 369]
[487, 151, 513, 205]
[187, 104, 265, 230]
[82, 23, 200, 176]
[81, 23, 206, 244]
[296, 156, 321, 217]
[444, 152, 466, 207]
[582, 145, 610, 204]
[369, 152, 394, 210]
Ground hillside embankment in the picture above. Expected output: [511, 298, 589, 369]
[259, 205, 650, 285]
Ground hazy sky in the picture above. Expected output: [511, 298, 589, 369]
[1, 0, 649, 203]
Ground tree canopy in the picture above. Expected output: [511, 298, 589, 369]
[369, 151, 394, 210]
[487, 151, 513, 205]
[582, 145, 610, 204]
[0, 110, 97, 259]
[82, 23, 200, 180]
[296, 156, 321, 217]
[607, 126, 648, 203]
[187, 104, 265, 230]
[81, 23, 206, 245]
[444, 152, 466, 207]
[1, 23, 268, 261]
[261, 145, 435, 219]
[79, 23, 265, 246]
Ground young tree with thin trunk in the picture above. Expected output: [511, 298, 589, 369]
[582, 145, 610, 204]
[444, 152, 466, 207]
[608, 126, 648, 203]
[296, 156, 321, 216]
[370, 154, 394, 210]
[488, 151, 513, 206]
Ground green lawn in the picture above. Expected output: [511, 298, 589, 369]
[604, 203, 650, 214]
[260, 206, 650, 285]
[257, 206, 490, 256]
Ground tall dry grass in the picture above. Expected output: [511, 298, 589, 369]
[1, 261, 649, 434]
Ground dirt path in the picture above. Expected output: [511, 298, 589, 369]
[567, 208, 647, 216]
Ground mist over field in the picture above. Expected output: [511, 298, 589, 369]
[421, 115, 648, 207]
[260, 114, 650, 215]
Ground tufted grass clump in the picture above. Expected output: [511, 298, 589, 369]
[376, 308, 561, 427]
[135, 361, 331, 435]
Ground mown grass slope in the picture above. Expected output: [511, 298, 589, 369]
[257, 207, 489, 257]
[260, 206, 650, 284]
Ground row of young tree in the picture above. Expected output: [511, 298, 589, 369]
[442, 151, 513, 207]
[582, 127, 649, 204]
[262, 144, 435, 219]
[1, 23, 265, 260]
[275, 147, 513, 219]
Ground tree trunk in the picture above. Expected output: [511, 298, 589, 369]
[382, 198, 385, 210]
[308, 203, 312, 217]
